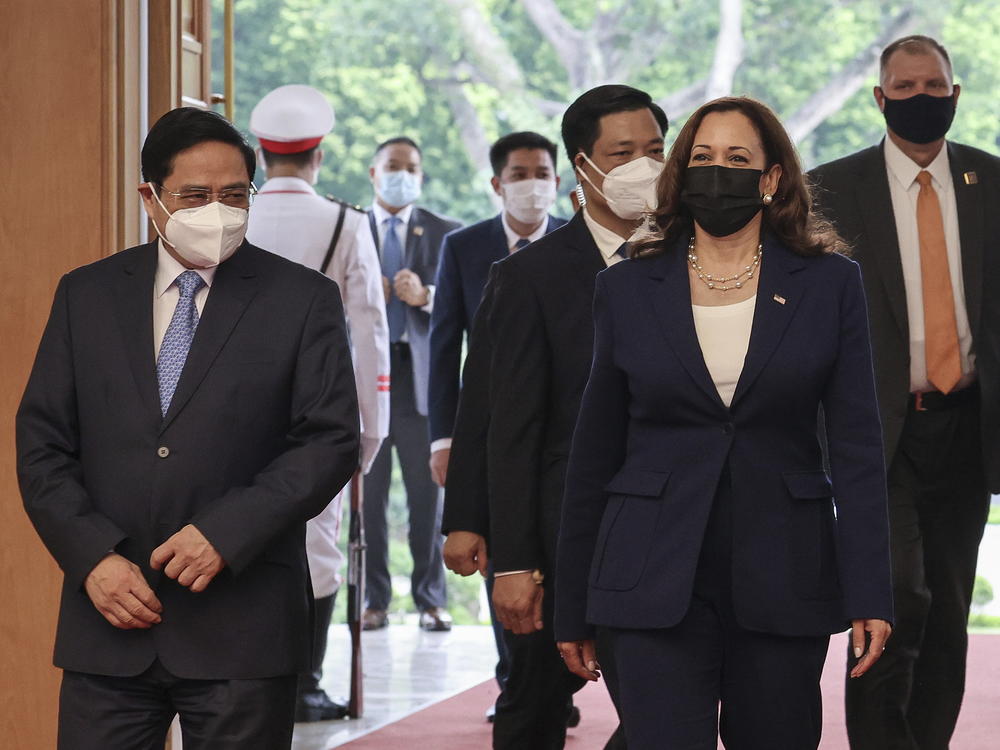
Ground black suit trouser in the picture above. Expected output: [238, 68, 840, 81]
[365, 344, 447, 611]
[492, 580, 585, 750]
[846, 391, 990, 750]
[58, 660, 296, 750]
[609, 463, 829, 750]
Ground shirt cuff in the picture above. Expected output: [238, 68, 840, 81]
[420, 284, 435, 314]
[430, 437, 452, 453]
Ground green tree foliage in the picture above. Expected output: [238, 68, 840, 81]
[214, 0, 1000, 225]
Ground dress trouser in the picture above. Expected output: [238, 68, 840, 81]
[609, 464, 829, 750]
[365, 343, 447, 611]
[485, 563, 511, 692]
[297, 592, 337, 698]
[492, 578, 586, 750]
[846, 390, 989, 750]
[58, 660, 297, 750]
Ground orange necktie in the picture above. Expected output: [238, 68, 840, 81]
[915, 170, 961, 394]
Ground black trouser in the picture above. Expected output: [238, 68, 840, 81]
[846, 388, 990, 750]
[297, 592, 336, 698]
[492, 579, 585, 750]
[59, 660, 297, 750]
[365, 343, 447, 611]
[610, 463, 829, 749]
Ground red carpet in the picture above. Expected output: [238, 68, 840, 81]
[339, 633, 1000, 749]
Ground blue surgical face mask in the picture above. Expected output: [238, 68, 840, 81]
[377, 169, 422, 208]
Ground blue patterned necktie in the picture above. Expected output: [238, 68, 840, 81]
[615, 241, 629, 259]
[157, 270, 205, 416]
[515, 238, 531, 251]
[381, 215, 406, 342]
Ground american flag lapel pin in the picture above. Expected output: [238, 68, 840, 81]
[964, 171, 978, 185]
[773, 294, 786, 305]
[412, 225, 424, 236]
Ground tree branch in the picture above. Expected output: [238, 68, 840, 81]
[784, 7, 918, 143]
[705, 0, 744, 99]
[518, 0, 588, 87]
[658, 78, 710, 120]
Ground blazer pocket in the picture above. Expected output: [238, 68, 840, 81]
[593, 469, 671, 592]
[782, 470, 833, 499]
[783, 470, 840, 600]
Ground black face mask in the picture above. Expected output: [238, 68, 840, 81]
[881, 92, 956, 145]
[680, 165, 764, 238]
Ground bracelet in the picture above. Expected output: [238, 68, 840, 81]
[493, 569, 532, 578]
[494, 569, 545, 585]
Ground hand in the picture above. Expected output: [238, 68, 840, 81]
[84, 553, 163, 630]
[493, 572, 544, 634]
[849, 618, 892, 678]
[443, 531, 488, 577]
[429, 446, 450, 486]
[150, 524, 225, 593]
[557, 639, 601, 682]
[381, 275, 392, 304]
[393, 269, 429, 307]
[360, 435, 382, 474]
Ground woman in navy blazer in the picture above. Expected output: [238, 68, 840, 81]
[554, 97, 893, 749]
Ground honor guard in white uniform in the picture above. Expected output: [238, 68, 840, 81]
[246, 84, 390, 722]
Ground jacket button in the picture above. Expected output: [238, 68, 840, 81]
[722, 422, 735, 435]
[157, 446, 170, 458]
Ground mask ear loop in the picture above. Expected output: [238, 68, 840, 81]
[574, 152, 615, 207]
[146, 185, 175, 247]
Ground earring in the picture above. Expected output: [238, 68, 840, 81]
[762, 193, 773, 206]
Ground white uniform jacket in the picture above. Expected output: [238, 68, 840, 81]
[248, 175, 390, 597]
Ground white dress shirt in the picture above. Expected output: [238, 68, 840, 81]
[883, 137, 975, 392]
[692, 295, 757, 408]
[371, 201, 435, 314]
[582, 207, 629, 267]
[153, 242, 215, 360]
[501, 210, 549, 253]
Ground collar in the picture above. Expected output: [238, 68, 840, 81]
[154, 241, 217, 298]
[372, 201, 413, 228]
[257, 175, 317, 195]
[500, 211, 549, 251]
[582, 206, 630, 261]
[883, 135, 951, 192]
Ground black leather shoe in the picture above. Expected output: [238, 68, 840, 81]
[418, 607, 453, 631]
[295, 690, 349, 722]
[566, 704, 581, 728]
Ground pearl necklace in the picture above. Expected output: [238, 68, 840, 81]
[687, 236, 762, 292]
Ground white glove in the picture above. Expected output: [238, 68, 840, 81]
[360, 435, 383, 475]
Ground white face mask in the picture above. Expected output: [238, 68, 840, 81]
[150, 189, 248, 268]
[501, 178, 557, 225]
[576, 153, 664, 220]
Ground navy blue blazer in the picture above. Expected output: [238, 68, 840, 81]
[554, 236, 893, 643]
[428, 213, 565, 442]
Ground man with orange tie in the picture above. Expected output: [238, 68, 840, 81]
[811, 35, 1000, 750]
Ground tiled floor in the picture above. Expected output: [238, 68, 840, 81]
[291, 622, 498, 750]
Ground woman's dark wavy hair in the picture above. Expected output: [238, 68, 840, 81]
[635, 96, 847, 258]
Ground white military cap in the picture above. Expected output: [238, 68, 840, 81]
[249, 84, 334, 154]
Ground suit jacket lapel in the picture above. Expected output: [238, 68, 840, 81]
[730, 238, 807, 408]
[113, 242, 161, 427]
[160, 243, 259, 433]
[948, 143, 984, 337]
[405, 208, 423, 267]
[565, 211, 610, 288]
[646, 241, 726, 410]
[856, 143, 909, 340]
[489, 214, 508, 257]
[367, 211, 380, 255]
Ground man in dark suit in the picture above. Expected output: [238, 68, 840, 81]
[810, 35, 1000, 750]
[433, 130, 565, 720]
[364, 137, 462, 632]
[16, 107, 360, 750]
[450, 85, 667, 750]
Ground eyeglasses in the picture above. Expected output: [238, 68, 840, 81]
[155, 183, 257, 208]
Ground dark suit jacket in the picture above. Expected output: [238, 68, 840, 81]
[16, 241, 360, 679]
[480, 211, 606, 572]
[553, 237, 893, 643]
[368, 206, 462, 415]
[809, 141, 1000, 492]
[428, 213, 566, 443]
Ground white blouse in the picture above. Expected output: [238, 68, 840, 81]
[691, 295, 757, 407]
